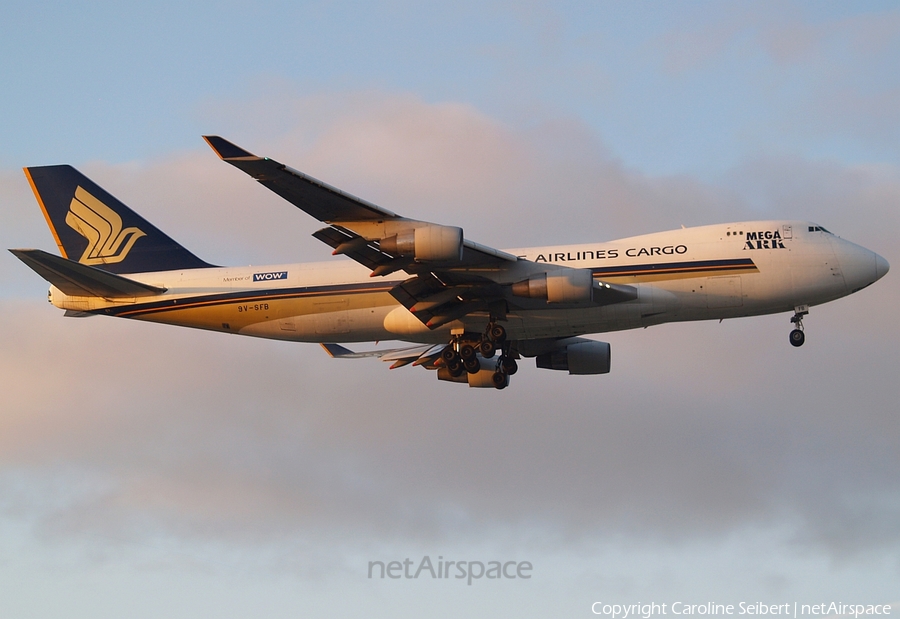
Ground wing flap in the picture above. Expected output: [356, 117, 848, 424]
[389, 273, 507, 328]
[311, 226, 400, 272]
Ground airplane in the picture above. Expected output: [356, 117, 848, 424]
[11, 136, 890, 389]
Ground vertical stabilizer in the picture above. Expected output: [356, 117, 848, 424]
[24, 165, 213, 274]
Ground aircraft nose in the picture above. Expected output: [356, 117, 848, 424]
[875, 253, 890, 281]
[832, 238, 886, 293]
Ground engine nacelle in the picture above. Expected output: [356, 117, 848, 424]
[383, 305, 432, 336]
[436, 366, 508, 388]
[536, 340, 611, 375]
[381, 225, 463, 262]
[511, 269, 594, 303]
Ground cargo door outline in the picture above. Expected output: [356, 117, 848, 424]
[313, 299, 350, 334]
[706, 276, 743, 309]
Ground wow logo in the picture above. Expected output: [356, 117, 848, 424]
[253, 271, 288, 282]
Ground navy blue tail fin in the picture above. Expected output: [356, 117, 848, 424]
[25, 165, 214, 274]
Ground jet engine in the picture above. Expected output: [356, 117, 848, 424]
[512, 270, 638, 305]
[536, 340, 611, 375]
[380, 225, 464, 262]
[436, 366, 509, 388]
[511, 269, 594, 303]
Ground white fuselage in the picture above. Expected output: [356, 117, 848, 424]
[48, 221, 886, 344]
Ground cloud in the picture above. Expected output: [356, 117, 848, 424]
[762, 8, 900, 155]
[655, 6, 900, 73]
[2, 93, 898, 566]
[4, 90, 742, 271]
[723, 155, 900, 247]
[648, 5, 900, 159]
[761, 10, 900, 64]
[199, 90, 745, 243]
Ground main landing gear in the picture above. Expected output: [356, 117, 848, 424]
[789, 305, 809, 347]
[440, 322, 517, 389]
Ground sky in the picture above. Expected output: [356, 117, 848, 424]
[1, 1, 899, 618]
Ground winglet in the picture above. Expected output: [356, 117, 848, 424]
[202, 136, 259, 160]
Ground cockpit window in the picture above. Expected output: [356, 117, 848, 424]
[808, 226, 832, 234]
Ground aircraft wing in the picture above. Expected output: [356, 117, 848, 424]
[204, 136, 397, 222]
[203, 136, 517, 273]
[205, 136, 635, 330]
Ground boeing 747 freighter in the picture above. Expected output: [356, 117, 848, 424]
[11, 137, 889, 389]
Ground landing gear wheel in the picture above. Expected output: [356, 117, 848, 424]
[479, 339, 496, 358]
[501, 357, 518, 375]
[441, 345, 458, 364]
[492, 371, 508, 389]
[489, 324, 506, 343]
[463, 357, 481, 374]
[447, 361, 465, 377]
[789, 305, 808, 348]
[459, 343, 476, 361]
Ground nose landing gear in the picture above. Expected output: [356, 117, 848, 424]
[789, 305, 809, 347]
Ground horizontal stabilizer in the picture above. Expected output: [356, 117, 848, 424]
[10, 249, 166, 298]
[319, 343, 378, 359]
[319, 342, 441, 364]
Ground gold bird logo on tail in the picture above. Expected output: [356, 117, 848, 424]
[65, 186, 146, 265]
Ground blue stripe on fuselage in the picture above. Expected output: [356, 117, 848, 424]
[103, 280, 400, 317]
[592, 258, 755, 277]
[98, 257, 758, 318]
